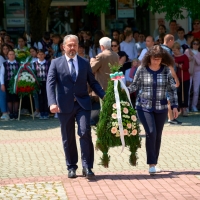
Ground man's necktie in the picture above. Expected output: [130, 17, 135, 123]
[69, 59, 76, 82]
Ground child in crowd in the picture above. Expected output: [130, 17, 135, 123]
[0, 50, 19, 120]
[34, 32, 52, 61]
[17, 37, 29, 51]
[32, 50, 50, 119]
[30, 47, 40, 118]
[120, 30, 138, 61]
[176, 28, 187, 46]
[50, 34, 62, 58]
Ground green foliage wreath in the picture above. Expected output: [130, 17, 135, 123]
[96, 63, 142, 167]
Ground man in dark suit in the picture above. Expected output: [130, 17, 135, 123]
[46, 35, 105, 179]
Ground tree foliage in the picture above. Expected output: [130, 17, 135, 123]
[84, 0, 110, 16]
[28, 0, 52, 41]
[138, 0, 200, 20]
[84, 0, 200, 20]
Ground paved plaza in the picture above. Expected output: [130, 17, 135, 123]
[0, 113, 200, 199]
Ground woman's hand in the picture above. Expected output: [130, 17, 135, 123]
[189, 50, 194, 56]
[173, 108, 179, 119]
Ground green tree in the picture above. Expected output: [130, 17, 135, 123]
[84, 0, 200, 20]
[138, 0, 200, 20]
[28, 0, 52, 41]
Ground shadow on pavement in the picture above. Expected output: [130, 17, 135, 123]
[88, 171, 200, 181]
[0, 116, 60, 131]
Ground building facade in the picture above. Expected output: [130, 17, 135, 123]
[0, 0, 191, 38]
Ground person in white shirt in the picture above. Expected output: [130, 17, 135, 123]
[120, 30, 137, 61]
[135, 33, 146, 56]
[138, 36, 154, 62]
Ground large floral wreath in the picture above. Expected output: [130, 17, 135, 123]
[8, 57, 40, 97]
[96, 63, 141, 167]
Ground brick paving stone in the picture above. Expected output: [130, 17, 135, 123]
[0, 114, 200, 199]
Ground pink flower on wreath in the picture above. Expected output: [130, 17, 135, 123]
[131, 130, 137, 135]
[112, 113, 117, 119]
[111, 127, 117, 134]
[131, 115, 137, 121]
[124, 129, 128, 135]
[127, 123, 132, 129]
[123, 107, 129, 114]
[112, 103, 117, 109]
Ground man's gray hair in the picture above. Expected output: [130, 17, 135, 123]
[99, 37, 111, 49]
[63, 34, 78, 44]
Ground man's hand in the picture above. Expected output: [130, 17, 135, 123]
[173, 108, 178, 119]
[50, 104, 60, 113]
[1, 84, 5, 92]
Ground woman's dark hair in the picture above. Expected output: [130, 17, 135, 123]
[191, 38, 200, 51]
[185, 33, 193, 40]
[18, 36, 26, 41]
[141, 45, 174, 67]
[57, 39, 63, 53]
[0, 44, 13, 58]
[93, 30, 104, 48]
[111, 39, 120, 51]
[112, 30, 120, 35]
[0, 36, 4, 43]
[111, 39, 119, 45]
[29, 46, 37, 52]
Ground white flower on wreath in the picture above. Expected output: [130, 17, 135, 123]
[112, 103, 117, 109]
[127, 123, 132, 129]
[111, 127, 117, 134]
[131, 129, 137, 135]
[131, 115, 137, 121]
[123, 107, 129, 114]
[112, 113, 117, 119]
[124, 129, 128, 135]
[126, 102, 130, 106]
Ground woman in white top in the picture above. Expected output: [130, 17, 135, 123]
[184, 39, 200, 112]
[0, 44, 11, 120]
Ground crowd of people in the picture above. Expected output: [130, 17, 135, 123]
[0, 18, 200, 122]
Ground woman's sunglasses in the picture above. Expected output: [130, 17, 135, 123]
[193, 42, 199, 45]
[111, 45, 117, 47]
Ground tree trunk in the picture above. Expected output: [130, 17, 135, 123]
[28, 0, 52, 41]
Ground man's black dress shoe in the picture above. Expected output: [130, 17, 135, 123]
[82, 168, 95, 178]
[68, 169, 77, 178]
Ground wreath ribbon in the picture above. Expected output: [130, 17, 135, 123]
[113, 79, 133, 152]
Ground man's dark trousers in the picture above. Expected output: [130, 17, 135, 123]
[58, 101, 94, 170]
